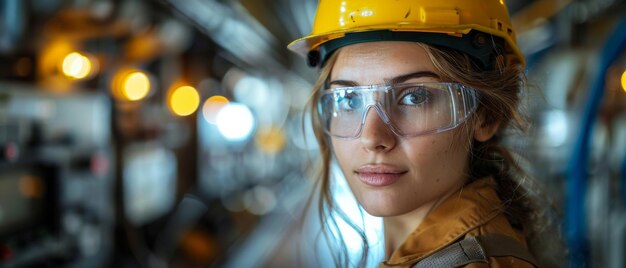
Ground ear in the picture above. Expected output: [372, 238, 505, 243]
[473, 116, 500, 142]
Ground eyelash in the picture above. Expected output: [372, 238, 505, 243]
[397, 87, 433, 106]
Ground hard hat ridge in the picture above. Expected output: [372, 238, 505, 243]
[288, 0, 525, 68]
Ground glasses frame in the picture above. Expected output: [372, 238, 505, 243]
[316, 82, 480, 139]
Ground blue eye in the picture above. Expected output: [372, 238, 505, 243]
[336, 92, 363, 110]
[399, 88, 431, 106]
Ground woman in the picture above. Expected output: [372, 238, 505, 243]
[289, 1, 559, 267]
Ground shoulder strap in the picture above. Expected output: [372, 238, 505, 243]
[411, 234, 538, 268]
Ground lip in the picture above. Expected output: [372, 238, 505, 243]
[355, 164, 406, 187]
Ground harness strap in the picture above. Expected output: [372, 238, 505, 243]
[411, 234, 538, 268]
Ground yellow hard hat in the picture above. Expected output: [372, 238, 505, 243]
[288, 0, 525, 69]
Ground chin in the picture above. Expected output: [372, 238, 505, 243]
[364, 207, 406, 217]
[358, 200, 403, 217]
[365, 210, 394, 217]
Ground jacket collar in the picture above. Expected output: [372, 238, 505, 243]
[383, 178, 504, 267]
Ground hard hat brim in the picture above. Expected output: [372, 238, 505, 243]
[288, 24, 526, 67]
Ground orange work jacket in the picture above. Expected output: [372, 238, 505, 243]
[381, 178, 535, 268]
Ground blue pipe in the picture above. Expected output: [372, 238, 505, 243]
[566, 16, 626, 268]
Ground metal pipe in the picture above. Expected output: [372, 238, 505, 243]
[0, 0, 25, 53]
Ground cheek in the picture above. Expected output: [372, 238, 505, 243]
[402, 134, 469, 177]
[330, 139, 356, 167]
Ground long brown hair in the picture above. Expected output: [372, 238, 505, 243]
[300, 50, 367, 267]
[303, 42, 564, 267]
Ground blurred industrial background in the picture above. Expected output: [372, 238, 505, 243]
[0, 0, 625, 267]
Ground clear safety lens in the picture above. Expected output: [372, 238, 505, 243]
[317, 82, 478, 139]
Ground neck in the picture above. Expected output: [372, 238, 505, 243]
[382, 185, 462, 258]
[383, 203, 432, 258]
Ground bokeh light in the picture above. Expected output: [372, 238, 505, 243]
[541, 110, 568, 147]
[216, 103, 255, 141]
[19, 175, 43, 198]
[202, 95, 229, 124]
[243, 186, 277, 215]
[169, 86, 200, 116]
[255, 127, 286, 154]
[61, 52, 92, 79]
[122, 71, 151, 101]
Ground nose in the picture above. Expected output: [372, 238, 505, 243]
[359, 106, 397, 152]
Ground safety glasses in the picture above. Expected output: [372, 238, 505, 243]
[317, 82, 479, 139]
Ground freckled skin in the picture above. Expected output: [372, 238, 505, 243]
[330, 42, 472, 217]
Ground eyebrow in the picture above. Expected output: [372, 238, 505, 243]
[328, 71, 440, 87]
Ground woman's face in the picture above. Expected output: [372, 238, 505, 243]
[329, 42, 472, 217]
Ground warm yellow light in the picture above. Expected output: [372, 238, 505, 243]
[62, 52, 92, 79]
[19, 175, 43, 198]
[255, 127, 286, 154]
[621, 70, 626, 93]
[202, 95, 229, 124]
[123, 71, 151, 101]
[169, 86, 200, 116]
